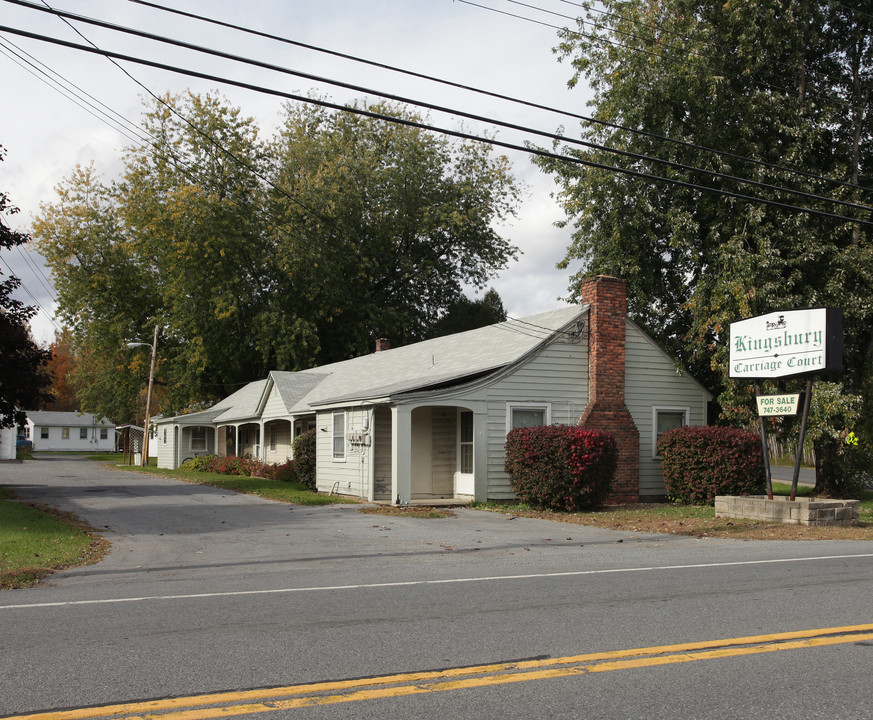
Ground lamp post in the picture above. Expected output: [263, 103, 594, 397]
[127, 324, 158, 467]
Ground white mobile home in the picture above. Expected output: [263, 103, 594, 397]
[22, 411, 116, 452]
[154, 277, 711, 503]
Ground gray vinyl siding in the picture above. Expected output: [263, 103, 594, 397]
[434, 337, 589, 500]
[315, 407, 371, 499]
[485, 338, 589, 499]
[624, 322, 710, 497]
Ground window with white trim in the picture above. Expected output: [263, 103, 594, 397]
[40, 427, 49, 439]
[62, 427, 70, 439]
[269, 424, 277, 452]
[100, 428, 108, 440]
[332, 412, 346, 460]
[80, 428, 88, 440]
[652, 407, 689, 458]
[191, 426, 207, 452]
[506, 402, 551, 434]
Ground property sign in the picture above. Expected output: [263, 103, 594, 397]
[756, 394, 801, 416]
[729, 308, 843, 379]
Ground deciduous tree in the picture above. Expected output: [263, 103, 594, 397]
[537, 0, 872, 495]
[0, 146, 52, 426]
[34, 93, 521, 420]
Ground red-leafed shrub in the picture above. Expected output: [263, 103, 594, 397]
[504, 425, 617, 511]
[658, 426, 766, 504]
[209, 455, 247, 476]
[275, 460, 298, 483]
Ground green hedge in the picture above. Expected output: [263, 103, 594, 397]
[504, 425, 617, 511]
[292, 429, 317, 490]
[658, 426, 766, 504]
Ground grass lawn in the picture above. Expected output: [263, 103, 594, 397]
[90, 456, 352, 506]
[0, 487, 108, 590]
[472, 483, 873, 541]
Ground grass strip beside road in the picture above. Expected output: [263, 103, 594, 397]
[89, 455, 352, 506]
[0, 488, 108, 590]
[473, 483, 873, 541]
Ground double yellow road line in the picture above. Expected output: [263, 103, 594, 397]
[7, 624, 873, 720]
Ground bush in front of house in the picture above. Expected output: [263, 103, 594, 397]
[504, 425, 617, 511]
[658, 425, 766, 505]
[274, 460, 298, 483]
[181, 454, 217, 472]
[292, 429, 316, 490]
[208, 455, 247, 476]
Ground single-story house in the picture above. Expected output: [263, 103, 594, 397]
[21, 411, 116, 452]
[154, 277, 712, 503]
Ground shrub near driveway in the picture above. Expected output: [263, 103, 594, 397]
[658, 426, 766, 505]
[505, 425, 617, 511]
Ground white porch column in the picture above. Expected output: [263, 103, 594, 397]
[259, 420, 265, 462]
[391, 405, 412, 505]
[212, 426, 219, 456]
[473, 411, 489, 502]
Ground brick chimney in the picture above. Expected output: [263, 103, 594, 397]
[375, 338, 391, 352]
[577, 275, 640, 502]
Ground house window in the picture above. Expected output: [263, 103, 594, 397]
[40, 427, 49, 439]
[100, 428, 108, 440]
[459, 411, 473, 474]
[269, 424, 277, 452]
[80, 428, 88, 440]
[506, 402, 551, 434]
[652, 407, 689, 458]
[24, 427, 30, 439]
[163, 428, 167, 445]
[62, 428, 70, 440]
[332, 412, 346, 459]
[191, 427, 207, 452]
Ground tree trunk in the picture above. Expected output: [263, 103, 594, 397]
[812, 437, 844, 498]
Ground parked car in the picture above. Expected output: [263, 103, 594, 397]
[16, 436, 33, 451]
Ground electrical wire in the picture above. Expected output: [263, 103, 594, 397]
[2, 22, 869, 229]
[0, 35, 150, 145]
[0, 254, 63, 333]
[121, 0, 872, 198]
[5, 1, 871, 219]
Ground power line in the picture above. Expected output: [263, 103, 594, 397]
[5, 1, 871, 218]
[0, 38, 148, 147]
[2, 21, 869, 230]
[118, 0, 872, 199]
[15, 245, 57, 302]
[460, 0, 805, 101]
[0, 254, 62, 333]
[0, 33, 149, 143]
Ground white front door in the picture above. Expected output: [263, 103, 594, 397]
[456, 410, 474, 495]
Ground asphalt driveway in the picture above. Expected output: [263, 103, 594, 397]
[2, 454, 687, 602]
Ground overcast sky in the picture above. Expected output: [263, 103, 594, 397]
[1, 0, 593, 346]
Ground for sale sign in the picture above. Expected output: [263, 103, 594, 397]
[756, 394, 801, 416]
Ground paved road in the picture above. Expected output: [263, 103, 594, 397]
[1, 456, 871, 719]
